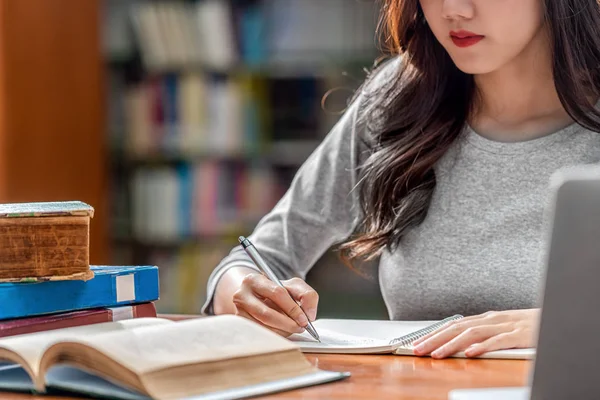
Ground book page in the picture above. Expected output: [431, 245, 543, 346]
[0, 317, 171, 378]
[67, 315, 302, 375]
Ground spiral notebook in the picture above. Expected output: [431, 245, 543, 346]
[288, 316, 535, 360]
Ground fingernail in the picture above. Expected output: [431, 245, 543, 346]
[465, 345, 477, 357]
[307, 308, 317, 321]
[431, 348, 446, 358]
[297, 314, 308, 327]
[414, 343, 425, 354]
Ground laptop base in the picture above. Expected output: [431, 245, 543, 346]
[448, 386, 530, 400]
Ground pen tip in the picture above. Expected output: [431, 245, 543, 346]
[238, 236, 246, 243]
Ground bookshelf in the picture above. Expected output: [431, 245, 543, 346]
[102, 0, 388, 319]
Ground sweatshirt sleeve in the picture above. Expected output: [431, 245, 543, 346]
[200, 58, 399, 315]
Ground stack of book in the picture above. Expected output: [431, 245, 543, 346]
[0, 201, 348, 399]
[0, 201, 160, 338]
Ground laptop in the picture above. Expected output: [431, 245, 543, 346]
[449, 166, 600, 400]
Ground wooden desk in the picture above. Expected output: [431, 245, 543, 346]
[263, 354, 531, 399]
[0, 354, 530, 400]
[0, 314, 532, 399]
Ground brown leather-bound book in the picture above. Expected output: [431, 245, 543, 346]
[0, 302, 157, 338]
[0, 201, 94, 282]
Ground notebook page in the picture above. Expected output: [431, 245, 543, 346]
[287, 318, 463, 354]
[293, 319, 536, 359]
[309, 318, 463, 342]
[288, 328, 389, 348]
[309, 319, 438, 341]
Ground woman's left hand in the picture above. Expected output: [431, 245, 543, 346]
[411, 309, 540, 359]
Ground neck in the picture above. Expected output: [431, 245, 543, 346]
[470, 28, 573, 141]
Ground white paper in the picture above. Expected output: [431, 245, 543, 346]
[116, 274, 136, 302]
[448, 387, 530, 400]
[288, 319, 536, 359]
[289, 328, 387, 348]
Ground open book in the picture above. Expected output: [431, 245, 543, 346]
[0, 316, 349, 400]
[288, 316, 536, 360]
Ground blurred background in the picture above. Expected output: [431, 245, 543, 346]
[0, 0, 388, 319]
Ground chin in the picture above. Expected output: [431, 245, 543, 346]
[447, 56, 499, 75]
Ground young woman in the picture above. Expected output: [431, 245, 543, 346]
[201, 0, 600, 359]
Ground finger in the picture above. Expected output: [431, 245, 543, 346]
[245, 274, 309, 328]
[413, 319, 490, 356]
[412, 315, 488, 346]
[429, 324, 510, 359]
[235, 308, 290, 337]
[233, 286, 305, 334]
[264, 298, 283, 312]
[464, 331, 518, 358]
[283, 278, 319, 321]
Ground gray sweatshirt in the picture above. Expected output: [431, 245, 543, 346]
[201, 58, 600, 320]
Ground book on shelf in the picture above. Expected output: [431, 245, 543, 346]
[263, 0, 378, 65]
[0, 315, 349, 400]
[127, 161, 281, 243]
[119, 70, 330, 162]
[122, 72, 270, 159]
[127, 0, 377, 72]
[0, 201, 94, 282]
[130, 0, 238, 72]
[0, 303, 157, 338]
[114, 71, 326, 245]
[0, 265, 159, 320]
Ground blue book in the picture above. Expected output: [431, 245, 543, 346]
[240, 2, 266, 67]
[0, 266, 159, 320]
[162, 73, 178, 152]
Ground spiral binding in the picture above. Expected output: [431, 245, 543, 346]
[388, 314, 464, 347]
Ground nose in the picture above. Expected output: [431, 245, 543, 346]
[441, 0, 475, 20]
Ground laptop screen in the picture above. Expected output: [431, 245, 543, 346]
[530, 169, 600, 399]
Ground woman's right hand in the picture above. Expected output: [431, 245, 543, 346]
[231, 272, 319, 337]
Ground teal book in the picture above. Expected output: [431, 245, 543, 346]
[0, 266, 159, 320]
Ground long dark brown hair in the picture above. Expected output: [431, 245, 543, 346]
[339, 0, 600, 263]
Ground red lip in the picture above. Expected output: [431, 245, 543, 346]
[449, 30, 484, 48]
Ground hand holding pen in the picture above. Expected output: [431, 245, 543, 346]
[234, 236, 320, 341]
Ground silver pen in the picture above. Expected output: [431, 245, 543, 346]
[238, 236, 320, 342]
